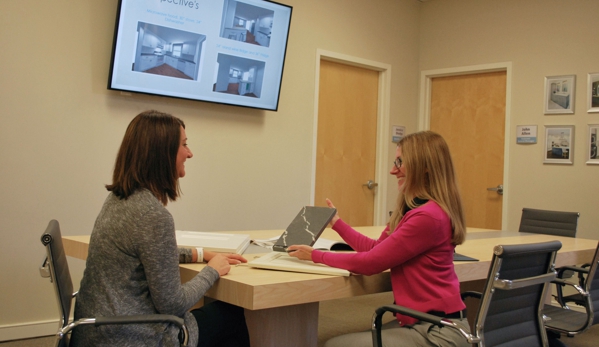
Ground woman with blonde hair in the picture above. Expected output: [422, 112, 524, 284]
[288, 131, 470, 347]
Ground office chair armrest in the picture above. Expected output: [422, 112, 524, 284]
[374, 305, 445, 327]
[551, 276, 588, 309]
[60, 314, 189, 347]
[551, 278, 587, 296]
[556, 264, 589, 287]
[98, 315, 189, 347]
[371, 305, 476, 347]
[39, 257, 50, 278]
[95, 314, 185, 326]
[557, 265, 589, 278]
[551, 278, 569, 287]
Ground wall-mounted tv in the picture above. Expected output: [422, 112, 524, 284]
[108, 0, 292, 111]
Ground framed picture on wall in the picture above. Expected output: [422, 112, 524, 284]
[544, 125, 574, 164]
[544, 75, 576, 114]
[588, 73, 599, 113]
[586, 125, 599, 164]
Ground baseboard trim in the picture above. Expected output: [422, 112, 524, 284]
[0, 320, 57, 342]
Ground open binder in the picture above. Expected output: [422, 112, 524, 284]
[249, 206, 349, 276]
[272, 206, 337, 252]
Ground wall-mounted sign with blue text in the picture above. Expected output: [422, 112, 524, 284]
[392, 126, 405, 143]
[516, 125, 538, 144]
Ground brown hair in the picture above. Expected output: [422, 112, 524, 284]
[106, 110, 185, 205]
[388, 131, 466, 245]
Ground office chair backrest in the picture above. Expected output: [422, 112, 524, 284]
[474, 241, 562, 347]
[586, 243, 599, 325]
[40, 220, 190, 347]
[519, 208, 579, 237]
[41, 220, 74, 339]
[547, 241, 599, 334]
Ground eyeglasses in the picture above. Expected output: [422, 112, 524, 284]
[393, 157, 403, 170]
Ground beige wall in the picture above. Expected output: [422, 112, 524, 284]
[0, 0, 420, 339]
[3, 0, 598, 340]
[418, 0, 599, 239]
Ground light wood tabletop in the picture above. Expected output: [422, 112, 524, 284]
[62, 227, 598, 347]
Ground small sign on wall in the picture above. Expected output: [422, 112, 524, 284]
[516, 125, 537, 144]
[392, 126, 405, 143]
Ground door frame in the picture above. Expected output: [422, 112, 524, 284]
[311, 49, 392, 225]
[418, 62, 512, 230]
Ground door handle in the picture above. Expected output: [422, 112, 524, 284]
[363, 180, 378, 190]
[487, 184, 503, 195]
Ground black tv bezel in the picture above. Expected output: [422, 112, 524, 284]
[107, 0, 293, 111]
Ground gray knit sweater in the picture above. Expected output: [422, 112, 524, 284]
[70, 189, 219, 346]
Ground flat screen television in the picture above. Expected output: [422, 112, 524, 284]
[108, 0, 292, 111]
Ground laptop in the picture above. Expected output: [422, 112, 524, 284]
[453, 252, 478, 262]
[272, 206, 337, 252]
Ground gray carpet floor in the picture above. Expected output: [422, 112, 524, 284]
[2, 293, 597, 347]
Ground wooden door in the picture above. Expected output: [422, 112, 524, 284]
[315, 60, 379, 226]
[430, 71, 506, 229]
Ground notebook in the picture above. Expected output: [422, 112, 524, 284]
[453, 252, 478, 262]
[272, 206, 337, 252]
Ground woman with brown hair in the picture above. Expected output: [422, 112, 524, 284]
[288, 131, 470, 347]
[71, 110, 250, 347]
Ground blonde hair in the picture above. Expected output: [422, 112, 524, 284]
[388, 131, 466, 245]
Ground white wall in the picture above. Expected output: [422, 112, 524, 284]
[418, 0, 599, 240]
[0, 0, 420, 339]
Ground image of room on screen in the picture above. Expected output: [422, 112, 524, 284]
[221, 0, 274, 48]
[133, 22, 206, 81]
[214, 53, 265, 98]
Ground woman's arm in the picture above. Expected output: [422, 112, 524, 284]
[203, 250, 247, 264]
[332, 219, 386, 252]
[136, 210, 219, 316]
[325, 199, 385, 252]
[314, 211, 447, 275]
[178, 247, 247, 264]
[178, 247, 194, 263]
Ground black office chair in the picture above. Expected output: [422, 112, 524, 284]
[39, 220, 189, 347]
[542, 241, 599, 342]
[519, 208, 579, 237]
[372, 241, 562, 347]
[519, 208, 579, 280]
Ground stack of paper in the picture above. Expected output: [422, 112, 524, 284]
[175, 230, 251, 254]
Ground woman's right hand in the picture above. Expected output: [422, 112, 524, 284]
[325, 198, 340, 227]
[206, 254, 231, 276]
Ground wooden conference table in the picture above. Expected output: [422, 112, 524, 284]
[63, 227, 598, 347]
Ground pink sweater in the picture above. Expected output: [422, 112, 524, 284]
[312, 201, 465, 326]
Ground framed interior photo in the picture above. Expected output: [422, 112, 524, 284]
[544, 75, 576, 114]
[588, 73, 599, 113]
[544, 125, 574, 164]
[587, 125, 599, 164]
